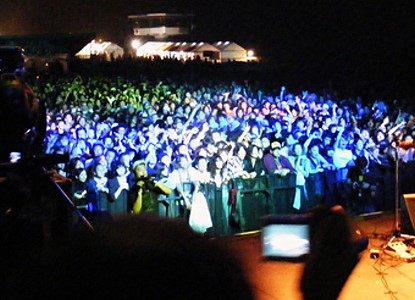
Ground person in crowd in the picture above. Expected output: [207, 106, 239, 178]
[352, 137, 371, 166]
[84, 142, 105, 169]
[131, 161, 172, 215]
[244, 141, 265, 178]
[288, 142, 311, 212]
[333, 126, 354, 170]
[103, 148, 117, 174]
[346, 156, 376, 213]
[117, 151, 133, 178]
[169, 155, 212, 234]
[193, 155, 211, 185]
[307, 140, 332, 204]
[193, 155, 216, 220]
[74, 126, 87, 141]
[154, 162, 176, 217]
[360, 128, 375, 147]
[209, 154, 231, 189]
[207, 154, 232, 234]
[71, 167, 88, 208]
[227, 143, 251, 180]
[144, 143, 159, 176]
[332, 126, 355, 206]
[86, 127, 98, 147]
[263, 140, 295, 176]
[102, 135, 115, 150]
[66, 156, 85, 179]
[71, 138, 90, 157]
[280, 131, 298, 157]
[108, 161, 132, 217]
[227, 142, 261, 231]
[85, 163, 111, 223]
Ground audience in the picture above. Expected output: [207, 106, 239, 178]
[17, 62, 415, 234]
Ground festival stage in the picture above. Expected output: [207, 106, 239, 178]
[222, 211, 415, 300]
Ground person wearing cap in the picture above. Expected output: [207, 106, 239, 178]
[263, 140, 295, 176]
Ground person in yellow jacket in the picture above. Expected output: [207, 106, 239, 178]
[132, 161, 172, 214]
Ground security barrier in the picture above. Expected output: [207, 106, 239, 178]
[159, 173, 297, 236]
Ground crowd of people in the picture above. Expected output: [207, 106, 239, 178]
[27, 68, 415, 235]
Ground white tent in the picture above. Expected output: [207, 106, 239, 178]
[134, 41, 221, 62]
[190, 42, 221, 62]
[76, 40, 124, 61]
[213, 41, 247, 62]
[133, 40, 257, 63]
[135, 41, 176, 59]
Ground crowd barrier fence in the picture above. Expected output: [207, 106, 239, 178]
[158, 161, 415, 236]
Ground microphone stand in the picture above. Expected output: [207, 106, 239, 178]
[393, 145, 401, 235]
[390, 141, 415, 237]
[384, 144, 415, 261]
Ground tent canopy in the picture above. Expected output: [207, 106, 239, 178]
[213, 41, 247, 62]
[135, 41, 221, 61]
[76, 40, 124, 61]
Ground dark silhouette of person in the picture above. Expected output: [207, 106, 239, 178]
[0, 49, 45, 162]
[346, 156, 376, 213]
[4, 215, 254, 300]
[301, 205, 367, 300]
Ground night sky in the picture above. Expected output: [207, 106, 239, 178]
[1, 0, 414, 97]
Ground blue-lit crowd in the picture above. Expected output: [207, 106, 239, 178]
[30, 73, 415, 233]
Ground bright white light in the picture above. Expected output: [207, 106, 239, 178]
[247, 50, 254, 57]
[131, 39, 140, 49]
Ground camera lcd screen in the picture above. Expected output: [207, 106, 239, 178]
[261, 215, 310, 261]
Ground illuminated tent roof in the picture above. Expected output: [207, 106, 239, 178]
[135, 41, 220, 61]
[135, 41, 175, 57]
[212, 41, 248, 62]
[76, 40, 124, 61]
